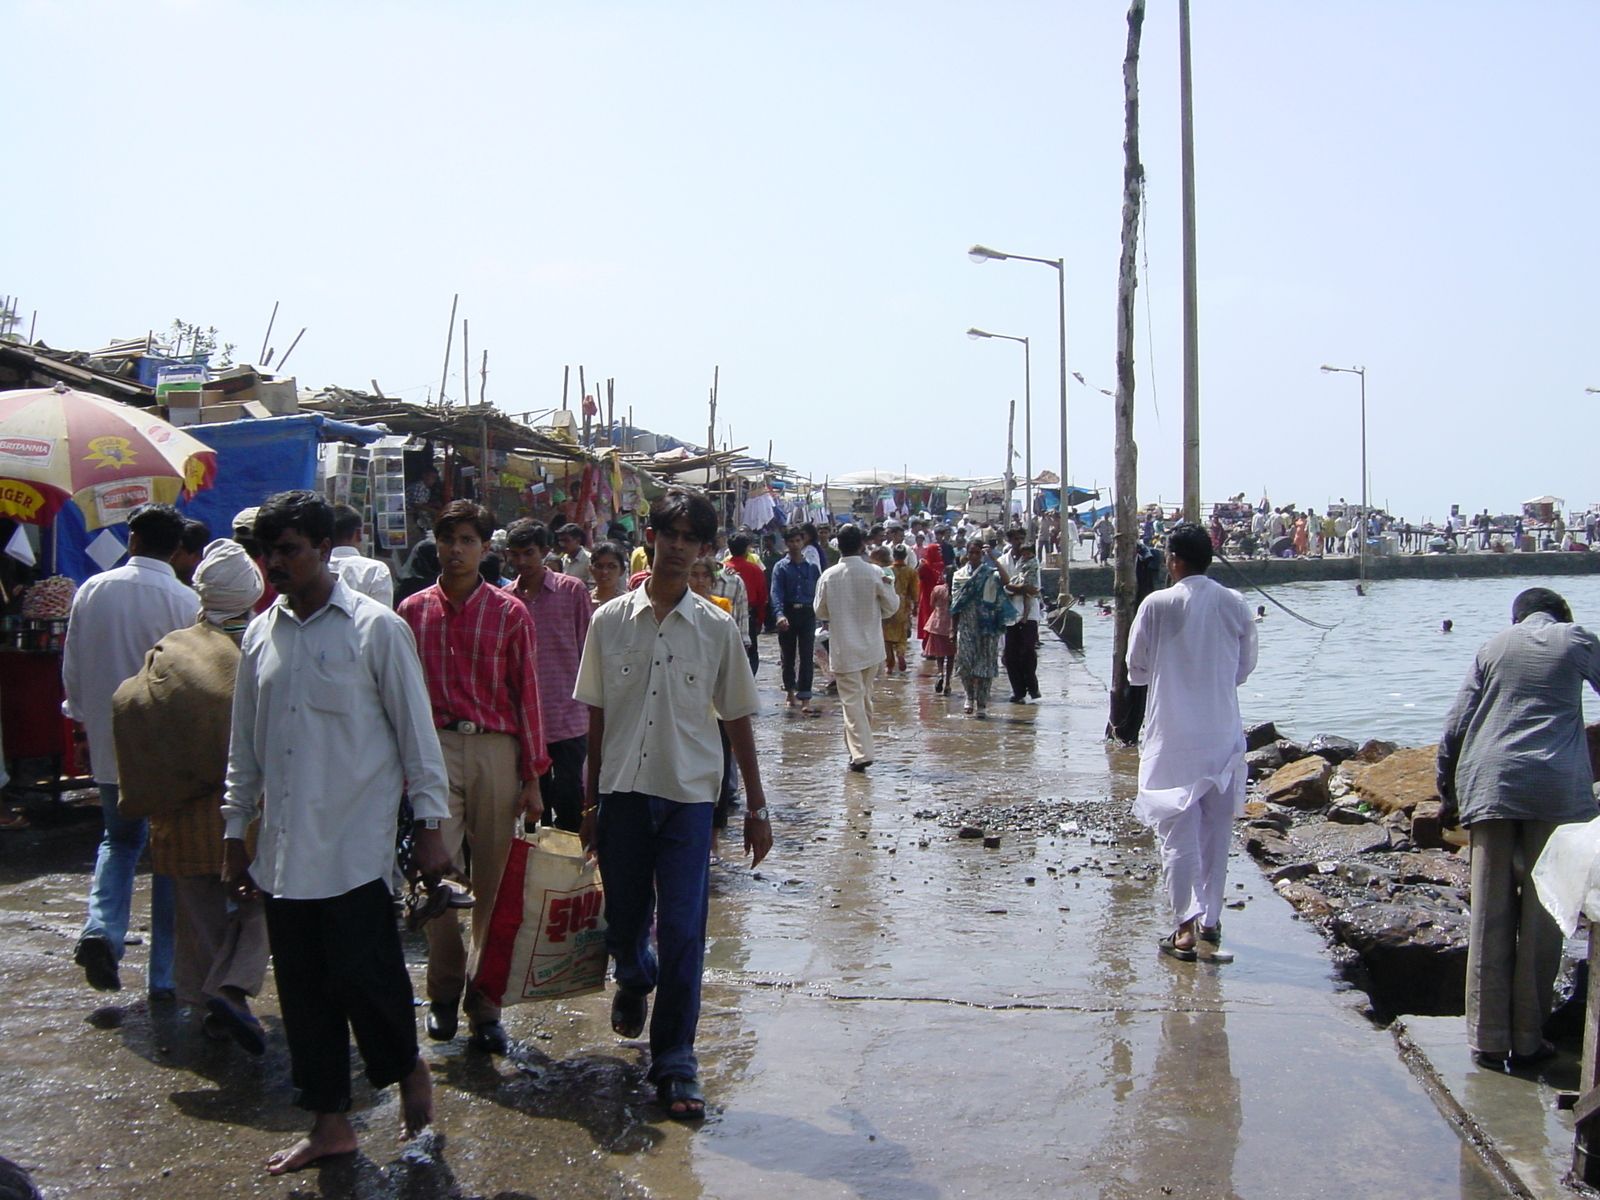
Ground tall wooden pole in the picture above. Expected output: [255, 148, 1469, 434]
[1108, 0, 1147, 743]
[1179, 0, 1201, 523]
[461, 319, 470, 413]
[437, 294, 458, 410]
[1004, 398, 1016, 525]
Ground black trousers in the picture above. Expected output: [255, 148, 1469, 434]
[746, 628, 761, 677]
[539, 733, 588, 832]
[264, 878, 418, 1113]
[1003, 620, 1040, 700]
[777, 604, 817, 699]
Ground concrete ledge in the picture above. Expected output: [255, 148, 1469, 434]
[1044, 551, 1600, 600]
[1393, 1014, 1588, 1199]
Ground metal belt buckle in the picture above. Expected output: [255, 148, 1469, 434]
[460, 720, 479, 735]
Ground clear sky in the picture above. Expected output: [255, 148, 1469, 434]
[7, 1, 1597, 522]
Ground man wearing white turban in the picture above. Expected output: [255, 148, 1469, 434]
[113, 539, 271, 1052]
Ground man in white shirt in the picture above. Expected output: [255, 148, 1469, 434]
[63, 503, 199, 996]
[1127, 523, 1258, 962]
[221, 491, 452, 1175]
[328, 504, 395, 607]
[575, 487, 770, 1120]
[815, 524, 898, 771]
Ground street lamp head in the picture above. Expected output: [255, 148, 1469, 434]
[967, 327, 993, 340]
[968, 244, 1008, 263]
[1320, 365, 1339, 374]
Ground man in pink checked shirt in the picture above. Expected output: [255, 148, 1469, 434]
[503, 518, 592, 833]
[399, 500, 549, 1056]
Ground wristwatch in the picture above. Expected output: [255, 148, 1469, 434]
[745, 807, 770, 822]
[418, 818, 442, 831]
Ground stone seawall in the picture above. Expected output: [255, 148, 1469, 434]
[1043, 549, 1600, 600]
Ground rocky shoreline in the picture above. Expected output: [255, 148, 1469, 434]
[1238, 725, 1474, 1016]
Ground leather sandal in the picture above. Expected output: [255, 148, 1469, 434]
[611, 988, 648, 1039]
[656, 1075, 705, 1120]
[1158, 934, 1197, 962]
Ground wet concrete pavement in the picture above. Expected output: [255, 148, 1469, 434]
[0, 638, 1511, 1198]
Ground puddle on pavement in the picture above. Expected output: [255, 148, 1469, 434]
[0, 644, 1509, 1198]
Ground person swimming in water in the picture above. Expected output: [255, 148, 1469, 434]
[1442, 619, 1453, 633]
[1255, 605, 1266, 622]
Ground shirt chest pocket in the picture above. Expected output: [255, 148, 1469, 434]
[306, 645, 362, 713]
[604, 650, 650, 686]
[667, 655, 712, 707]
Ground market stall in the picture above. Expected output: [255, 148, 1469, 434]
[0, 384, 215, 787]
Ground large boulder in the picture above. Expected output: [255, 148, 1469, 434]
[1352, 738, 1399, 764]
[1306, 734, 1360, 765]
[1244, 744, 1285, 779]
[1261, 754, 1332, 809]
[1353, 745, 1440, 815]
[1295, 820, 1393, 858]
[1245, 721, 1280, 751]
[1393, 850, 1469, 890]
[1330, 896, 1468, 1015]
[1410, 800, 1447, 850]
[1275, 878, 1337, 920]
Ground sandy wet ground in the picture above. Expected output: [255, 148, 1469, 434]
[0, 636, 1509, 1198]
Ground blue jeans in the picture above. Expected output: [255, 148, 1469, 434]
[82, 784, 175, 991]
[595, 793, 713, 1083]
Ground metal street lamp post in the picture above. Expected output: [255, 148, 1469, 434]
[968, 327, 1031, 530]
[969, 244, 1069, 596]
[1321, 364, 1368, 587]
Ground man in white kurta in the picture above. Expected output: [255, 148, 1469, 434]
[1127, 524, 1258, 958]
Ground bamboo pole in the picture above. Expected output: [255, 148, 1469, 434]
[437, 295, 458, 410]
[1107, 0, 1147, 744]
[461, 318, 470, 413]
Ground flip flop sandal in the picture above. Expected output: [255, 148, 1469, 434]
[1158, 934, 1197, 963]
[404, 882, 452, 932]
[206, 996, 267, 1055]
[611, 988, 648, 1039]
[1199, 923, 1222, 945]
[656, 1075, 705, 1120]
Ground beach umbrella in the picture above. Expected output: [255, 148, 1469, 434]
[0, 383, 217, 530]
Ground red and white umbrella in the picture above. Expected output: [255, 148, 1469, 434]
[0, 383, 217, 530]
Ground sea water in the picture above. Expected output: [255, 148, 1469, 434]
[1073, 573, 1600, 747]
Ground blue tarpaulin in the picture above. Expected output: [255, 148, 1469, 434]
[177, 414, 381, 538]
[44, 414, 381, 582]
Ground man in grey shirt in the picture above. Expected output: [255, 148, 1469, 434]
[1438, 587, 1600, 1067]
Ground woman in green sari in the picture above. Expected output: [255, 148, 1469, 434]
[949, 540, 1012, 716]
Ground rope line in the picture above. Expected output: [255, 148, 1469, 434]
[1213, 550, 1341, 630]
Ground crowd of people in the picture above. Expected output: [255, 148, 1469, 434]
[1073, 496, 1600, 565]
[54, 487, 1056, 1175]
[44, 482, 1600, 1182]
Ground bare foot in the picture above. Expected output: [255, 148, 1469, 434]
[397, 1055, 434, 1141]
[1172, 918, 1198, 953]
[266, 1113, 358, 1175]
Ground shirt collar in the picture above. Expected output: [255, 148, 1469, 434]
[330, 546, 360, 560]
[129, 555, 177, 579]
[621, 581, 703, 625]
[429, 576, 488, 612]
[270, 575, 360, 626]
